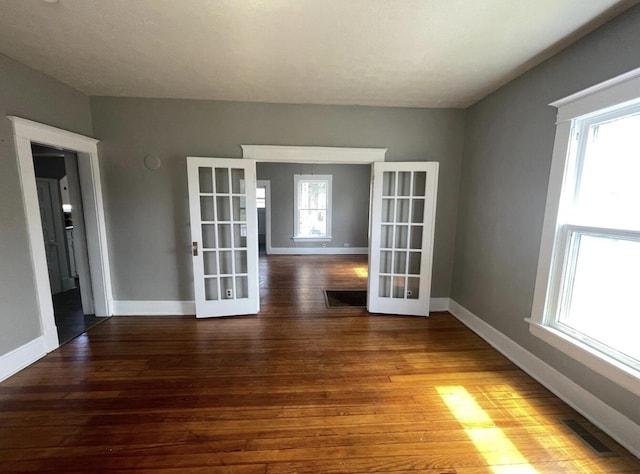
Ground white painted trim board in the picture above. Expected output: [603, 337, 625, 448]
[0, 337, 47, 382]
[241, 145, 386, 163]
[428, 297, 449, 313]
[448, 299, 640, 458]
[8, 116, 114, 354]
[113, 297, 447, 316]
[112, 301, 196, 316]
[269, 246, 368, 255]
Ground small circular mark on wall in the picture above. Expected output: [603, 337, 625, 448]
[144, 154, 161, 170]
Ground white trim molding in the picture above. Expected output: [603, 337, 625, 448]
[530, 69, 640, 397]
[269, 246, 368, 255]
[8, 116, 114, 353]
[428, 297, 450, 313]
[0, 337, 46, 382]
[241, 145, 387, 163]
[551, 66, 640, 122]
[526, 320, 640, 397]
[112, 301, 196, 316]
[112, 298, 449, 317]
[294, 173, 333, 240]
[449, 299, 640, 458]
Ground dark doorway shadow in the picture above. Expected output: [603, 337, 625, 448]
[52, 285, 107, 344]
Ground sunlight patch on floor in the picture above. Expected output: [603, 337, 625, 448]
[353, 266, 368, 278]
[437, 385, 538, 474]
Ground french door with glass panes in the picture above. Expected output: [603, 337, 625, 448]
[368, 162, 438, 316]
[187, 157, 259, 317]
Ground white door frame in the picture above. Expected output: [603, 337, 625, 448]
[243, 145, 387, 257]
[9, 116, 113, 352]
[63, 153, 95, 314]
[241, 146, 440, 316]
[256, 180, 271, 255]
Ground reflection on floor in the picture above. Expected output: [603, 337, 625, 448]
[52, 287, 107, 345]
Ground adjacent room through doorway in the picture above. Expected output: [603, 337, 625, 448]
[31, 144, 107, 344]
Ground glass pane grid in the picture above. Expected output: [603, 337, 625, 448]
[376, 169, 428, 300]
[197, 165, 251, 302]
[574, 112, 640, 231]
[558, 230, 640, 365]
[199, 167, 213, 194]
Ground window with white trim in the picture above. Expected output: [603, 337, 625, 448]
[293, 174, 332, 240]
[256, 186, 266, 209]
[530, 68, 640, 396]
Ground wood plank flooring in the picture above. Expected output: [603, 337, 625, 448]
[1, 255, 639, 473]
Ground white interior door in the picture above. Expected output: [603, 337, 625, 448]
[36, 178, 70, 295]
[187, 157, 259, 317]
[368, 162, 439, 316]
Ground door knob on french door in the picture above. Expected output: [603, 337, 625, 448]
[192, 241, 198, 256]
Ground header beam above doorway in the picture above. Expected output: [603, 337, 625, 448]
[240, 145, 387, 164]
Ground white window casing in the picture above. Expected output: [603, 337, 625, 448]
[293, 174, 332, 241]
[528, 67, 640, 397]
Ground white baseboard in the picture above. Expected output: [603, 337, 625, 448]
[269, 247, 368, 255]
[113, 297, 449, 317]
[0, 336, 47, 382]
[112, 300, 195, 316]
[429, 297, 450, 312]
[448, 299, 640, 458]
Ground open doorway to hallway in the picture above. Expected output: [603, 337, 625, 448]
[31, 144, 107, 344]
[256, 181, 268, 256]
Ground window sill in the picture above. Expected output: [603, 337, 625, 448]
[525, 318, 640, 397]
[292, 236, 332, 243]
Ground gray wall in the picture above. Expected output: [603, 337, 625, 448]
[452, 6, 640, 424]
[90, 98, 465, 301]
[256, 162, 371, 249]
[0, 53, 92, 355]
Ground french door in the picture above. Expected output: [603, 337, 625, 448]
[187, 157, 259, 317]
[368, 162, 439, 316]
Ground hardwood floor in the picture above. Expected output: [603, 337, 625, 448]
[52, 286, 107, 345]
[1, 255, 638, 473]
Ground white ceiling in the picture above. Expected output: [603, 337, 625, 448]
[0, 0, 634, 108]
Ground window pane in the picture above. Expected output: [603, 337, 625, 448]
[299, 181, 327, 210]
[232, 196, 246, 221]
[379, 276, 391, 298]
[205, 277, 219, 301]
[397, 172, 411, 196]
[382, 172, 395, 196]
[575, 112, 640, 230]
[200, 196, 215, 221]
[215, 168, 229, 194]
[298, 210, 327, 237]
[216, 196, 230, 221]
[256, 187, 266, 209]
[560, 233, 640, 364]
[295, 175, 331, 239]
[199, 167, 213, 194]
[231, 169, 245, 194]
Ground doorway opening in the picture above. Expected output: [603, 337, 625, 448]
[189, 146, 438, 318]
[32, 144, 107, 344]
[10, 116, 113, 352]
[256, 180, 271, 256]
